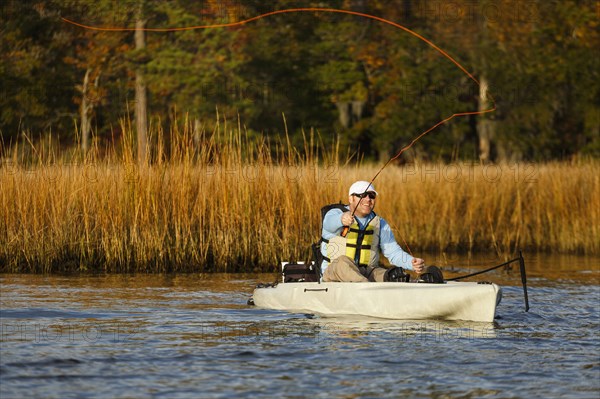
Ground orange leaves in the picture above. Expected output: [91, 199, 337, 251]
[359, 44, 386, 70]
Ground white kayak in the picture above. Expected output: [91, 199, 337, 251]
[251, 280, 502, 323]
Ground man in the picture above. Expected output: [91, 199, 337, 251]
[320, 180, 426, 282]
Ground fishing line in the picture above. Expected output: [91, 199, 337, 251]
[63, 7, 497, 257]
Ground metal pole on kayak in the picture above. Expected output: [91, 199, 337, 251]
[519, 250, 530, 312]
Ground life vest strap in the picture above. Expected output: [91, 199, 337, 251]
[346, 243, 372, 250]
[348, 228, 374, 235]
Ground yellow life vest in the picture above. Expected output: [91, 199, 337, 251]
[325, 215, 380, 268]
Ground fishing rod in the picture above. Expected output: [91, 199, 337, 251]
[344, 81, 494, 236]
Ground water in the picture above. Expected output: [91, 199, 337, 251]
[1, 254, 599, 399]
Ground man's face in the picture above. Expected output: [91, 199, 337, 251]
[348, 191, 376, 218]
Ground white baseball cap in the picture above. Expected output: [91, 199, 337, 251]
[348, 181, 378, 196]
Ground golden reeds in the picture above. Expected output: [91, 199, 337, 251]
[1, 122, 598, 273]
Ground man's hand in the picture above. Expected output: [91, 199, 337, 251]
[341, 211, 354, 226]
[412, 258, 425, 274]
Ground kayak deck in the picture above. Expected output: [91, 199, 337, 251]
[252, 281, 502, 323]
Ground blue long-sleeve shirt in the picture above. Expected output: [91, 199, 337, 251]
[320, 206, 414, 274]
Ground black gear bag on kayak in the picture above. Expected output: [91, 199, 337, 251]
[282, 262, 318, 283]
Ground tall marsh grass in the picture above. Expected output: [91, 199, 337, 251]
[1, 121, 598, 273]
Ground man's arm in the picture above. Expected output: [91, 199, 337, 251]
[322, 208, 345, 239]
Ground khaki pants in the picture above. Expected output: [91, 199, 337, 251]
[323, 256, 387, 282]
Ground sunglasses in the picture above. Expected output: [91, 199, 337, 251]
[352, 192, 376, 199]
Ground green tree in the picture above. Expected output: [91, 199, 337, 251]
[0, 1, 75, 145]
[61, 0, 131, 153]
[426, 0, 599, 161]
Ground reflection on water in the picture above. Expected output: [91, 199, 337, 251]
[1, 253, 599, 398]
[311, 316, 498, 339]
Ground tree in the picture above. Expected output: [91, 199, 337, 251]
[62, 14, 128, 152]
[425, 0, 599, 161]
[60, 0, 136, 153]
[0, 1, 75, 145]
[134, 3, 148, 163]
